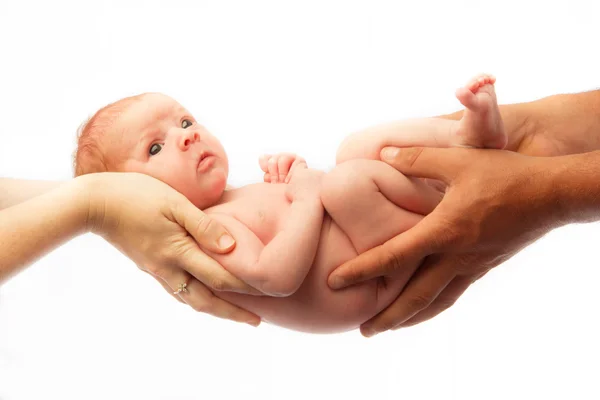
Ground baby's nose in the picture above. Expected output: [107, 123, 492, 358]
[179, 131, 200, 150]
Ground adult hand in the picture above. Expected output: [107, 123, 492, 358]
[85, 172, 262, 326]
[329, 147, 565, 337]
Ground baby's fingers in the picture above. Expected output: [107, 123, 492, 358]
[277, 155, 297, 183]
[285, 158, 308, 183]
[267, 156, 280, 183]
[259, 154, 271, 174]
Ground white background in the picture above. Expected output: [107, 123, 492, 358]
[1, 1, 599, 399]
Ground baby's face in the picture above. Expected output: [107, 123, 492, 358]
[112, 93, 229, 208]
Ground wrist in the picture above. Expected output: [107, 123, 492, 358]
[72, 173, 105, 234]
[547, 151, 600, 225]
[520, 91, 600, 156]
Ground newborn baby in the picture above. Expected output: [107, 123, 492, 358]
[74, 74, 505, 333]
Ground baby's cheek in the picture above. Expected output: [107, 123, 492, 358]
[162, 171, 192, 193]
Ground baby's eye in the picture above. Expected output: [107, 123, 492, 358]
[182, 119, 193, 129]
[149, 143, 163, 156]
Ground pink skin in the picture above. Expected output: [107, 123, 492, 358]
[454, 73, 507, 149]
[110, 93, 229, 209]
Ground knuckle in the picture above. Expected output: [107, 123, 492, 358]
[208, 277, 227, 291]
[378, 317, 399, 332]
[435, 297, 457, 311]
[407, 294, 432, 311]
[347, 262, 371, 282]
[195, 214, 215, 236]
[190, 301, 208, 313]
[405, 147, 425, 168]
[147, 264, 168, 279]
[455, 254, 474, 269]
[379, 246, 404, 275]
[427, 215, 462, 249]
[136, 263, 150, 273]
[453, 254, 483, 274]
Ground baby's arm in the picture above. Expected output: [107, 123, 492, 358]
[208, 168, 325, 297]
[336, 118, 458, 164]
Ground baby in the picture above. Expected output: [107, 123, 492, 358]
[74, 74, 505, 333]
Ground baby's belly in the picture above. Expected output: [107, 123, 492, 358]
[218, 216, 392, 334]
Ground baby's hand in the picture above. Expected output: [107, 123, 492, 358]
[285, 164, 325, 202]
[259, 153, 307, 184]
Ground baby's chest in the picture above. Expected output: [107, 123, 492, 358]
[211, 184, 291, 244]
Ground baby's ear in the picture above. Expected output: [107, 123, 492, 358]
[73, 145, 110, 176]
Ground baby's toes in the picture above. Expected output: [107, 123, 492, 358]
[474, 83, 496, 100]
[466, 77, 480, 92]
[477, 76, 489, 86]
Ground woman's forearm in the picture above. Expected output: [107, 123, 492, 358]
[0, 178, 63, 210]
[0, 177, 91, 283]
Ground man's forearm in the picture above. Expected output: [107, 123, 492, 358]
[531, 90, 600, 155]
[549, 150, 600, 225]
[0, 178, 90, 283]
[0, 178, 63, 211]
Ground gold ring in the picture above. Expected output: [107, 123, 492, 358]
[174, 282, 188, 295]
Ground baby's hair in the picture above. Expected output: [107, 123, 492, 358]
[73, 94, 146, 176]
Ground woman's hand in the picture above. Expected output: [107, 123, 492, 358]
[84, 172, 261, 326]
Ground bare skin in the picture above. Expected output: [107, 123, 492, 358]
[455, 74, 507, 149]
[0, 173, 261, 326]
[328, 89, 600, 337]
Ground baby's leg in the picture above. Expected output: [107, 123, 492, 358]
[335, 74, 506, 164]
[322, 159, 441, 253]
[454, 74, 507, 149]
[321, 159, 442, 307]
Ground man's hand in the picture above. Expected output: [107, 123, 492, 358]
[328, 146, 565, 337]
[259, 153, 307, 184]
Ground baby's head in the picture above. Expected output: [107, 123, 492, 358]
[74, 93, 229, 209]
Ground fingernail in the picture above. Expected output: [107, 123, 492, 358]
[362, 327, 378, 338]
[247, 319, 260, 327]
[218, 234, 235, 249]
[329, 276, 345, 290]
[381, 147, 399, 161]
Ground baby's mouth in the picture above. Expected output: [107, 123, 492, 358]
[197, 151, 215, 171]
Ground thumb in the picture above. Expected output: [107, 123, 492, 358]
[171, 196, 236, 254]
[381, 147, 468, 183]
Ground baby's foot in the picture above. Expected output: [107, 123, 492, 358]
[454, 74, 507, 149]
